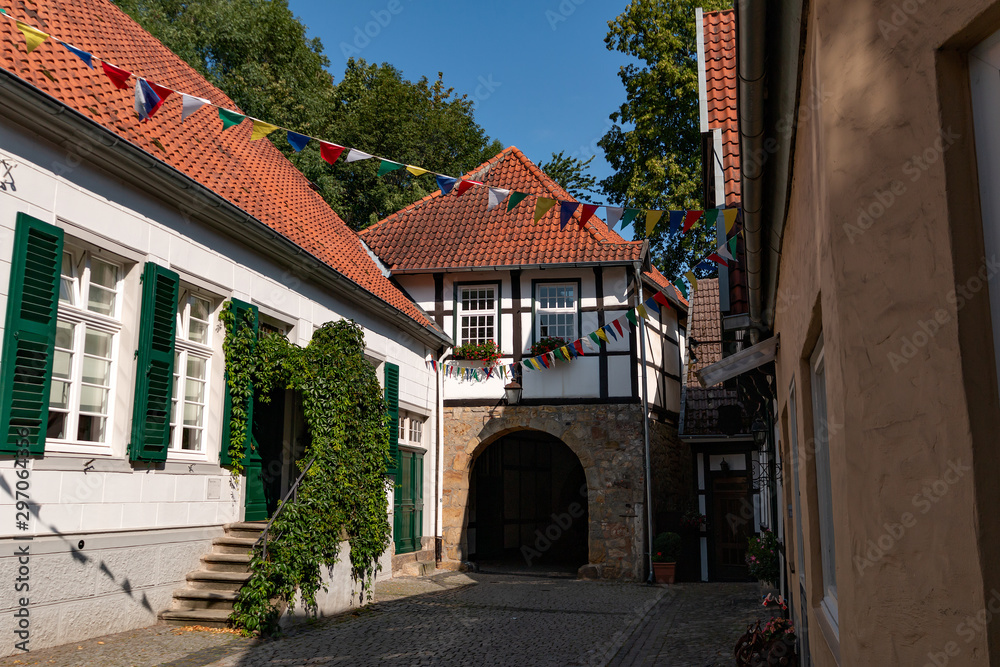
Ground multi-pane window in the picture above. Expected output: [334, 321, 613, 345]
[48, 247, 123, 446]
[408, 418, 422, 445]
[810, 336, 838, 632]
[458, 286, 497, 345]
[170, 292, 213, 453]
[536, 283, 577, 340]
[398, 413, 425, 447]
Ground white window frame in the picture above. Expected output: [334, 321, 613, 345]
[168, 289, 215, 460]
[456, 285, 498, 346]
[398, 411, 426, 450]
[535, 282, 578, 342]
[47, 244, 126, 456]
[810, 337, 838, 635]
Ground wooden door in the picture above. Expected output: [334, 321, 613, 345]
[711, 475, 752, 580]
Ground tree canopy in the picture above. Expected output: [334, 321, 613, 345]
[539, 151, 599, 201]
[600, 0, 730, 277]
[114, 0, 503, 229]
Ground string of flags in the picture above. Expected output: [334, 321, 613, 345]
[426, 276, 718, 382]
[1, 9, 741, 241]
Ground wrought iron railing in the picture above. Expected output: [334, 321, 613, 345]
[253, 456, 316, 561]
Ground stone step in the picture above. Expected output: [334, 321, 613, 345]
[212, 536, 258, 555]
[160, 608, 233, 629]
[225, 521, 268, 539]
[169, 587, 239, 611]
[201, 552, 252, 573]
[186, 569, 252, 592]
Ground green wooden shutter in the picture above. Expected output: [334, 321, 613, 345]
[220, 299, 258, 466]
[128, 262, 179, 462]
[0, 214, 64, 455]
[384, 362, 399, 476]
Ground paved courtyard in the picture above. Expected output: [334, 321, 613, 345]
[0, 573, 776, 667]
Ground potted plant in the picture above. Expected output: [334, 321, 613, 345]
[651, 531, 681, 584]
[452, 340, 503, 368]
[531, 336, 566, 357]
[746, 528, 781, 588]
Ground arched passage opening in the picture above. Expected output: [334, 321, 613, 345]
[467, 430, 588, 572]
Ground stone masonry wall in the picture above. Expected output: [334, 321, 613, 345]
[442, 403, 689, 581]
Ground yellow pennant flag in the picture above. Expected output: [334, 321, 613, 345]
[685, 271, 699, 293]
[645, 210, 663, 236]
[534, 198, 557, 223]
[595, 328, 609, 343]
[636, 304, 649, 320]
[406, 165, 430, 176]
[250, 120, 280, 141]
[723, 208, 739, 234]
[16, 21, 49, 54]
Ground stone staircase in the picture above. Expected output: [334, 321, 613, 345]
[393, 547, 436, 577]
[159, 521, 267, 628]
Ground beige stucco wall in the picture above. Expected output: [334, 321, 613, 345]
[773, 1, 1000, 664]
[440, 404, 688, 581]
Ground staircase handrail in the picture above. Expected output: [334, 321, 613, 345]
[253, 456, 316, 561]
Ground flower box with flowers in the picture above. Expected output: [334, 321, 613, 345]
[451, 341, 503, 368]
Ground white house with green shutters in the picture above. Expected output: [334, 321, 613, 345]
[0, 2, 451, 653]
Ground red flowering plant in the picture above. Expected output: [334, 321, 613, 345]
[746, 528, 780, 586]
[651, 532, 681, 563]
[531, 337, 566, 357]
[734, 618, 798, 667]
[679, 509, 707, 531]
[452, 340, 503, 368]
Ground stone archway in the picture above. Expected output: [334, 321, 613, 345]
[441, 403, 649, 580]
[467, 430, 588, 571]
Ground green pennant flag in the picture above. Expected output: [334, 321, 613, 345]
[626, 310, 638, 327]
[728, 235, 738, 257]
[676, 282, 689, 299]
[218, 108, 246, 131]
[0, 8, 7, 14]
[620, 208, 640, 230]
[507, 192, 529, 212]
[377, 159, 404, 177]
[589, 332, 602, 346]
[705, 209, 721, 227]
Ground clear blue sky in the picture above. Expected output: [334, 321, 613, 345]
[287, 0, 633, 204]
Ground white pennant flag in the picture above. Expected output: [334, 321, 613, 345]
[487, 187, 510, 211]
[605, 206, 624, 229]
[716, 243, 734, 261]
[181, 94, 211, 121]
[345, 149, 373, 163]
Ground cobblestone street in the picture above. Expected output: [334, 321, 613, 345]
[0, 573, 775, 667]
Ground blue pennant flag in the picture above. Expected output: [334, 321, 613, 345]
[696, 261, 716, 273]
[559, 201, 580, 230]
[436, 175, 457, 195]
[61, 42, 94, 69]
[286, 131, 311, 152]
[644, 297, 661, 315]
[135, 79, 164, 121]
[668, 210, 685, 235]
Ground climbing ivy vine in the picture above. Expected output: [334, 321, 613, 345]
[220, 308, 392, 635]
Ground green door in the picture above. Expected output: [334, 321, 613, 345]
[394, 450, 423, 554]
[244, 436, 267, 521]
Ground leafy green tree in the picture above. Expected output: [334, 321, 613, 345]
[113, 0, 503, 229]
[539, 151, 598, 201]
[600, 0, 730, 277]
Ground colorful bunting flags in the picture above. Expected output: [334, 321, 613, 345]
[685, 271, 698, 293]
[218, 108, 245, 131]
[707, 252, 728, 267]
[626, 311, 638, 327]
[613, 319, 624, 338]
[589, 332, 601, 347]
[559, 201, 579, 230]
[668, 210, 685, 234]
[605, 207, 624, 229]
[436, 175, 457, 196]
[101, 61, 131, 90]
[455, 179, 481, 196]
[507, 191, 528, 212]
[134, 79, 170, 121]
[16, 21, 48, 53]
[728, 235, 739, 258]
[487, 188, 510, 211]
[724, 208, 739, 234]
[579, 204, 598, 228]
[286, 130, 311, 151]
[645, 210, 663, 237]
[644, 297, 660, 315]
[181, 94, 211, 121]
[636, 304, 649, 320]
[682, 210, 703, 234]
[250, 119, 279, 141]
[534, 198, 557, 224]
[620, 208, 640, 231]
[406, 165, 430, 176]
[377, 159, 404, 177]
[61, 41, 93, 68]
[345, 149, 373, 163]
[652, 291, 671, 308]
[320, 142, 345, 165]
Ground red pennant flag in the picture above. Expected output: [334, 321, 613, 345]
[653, 291, 671, 308]
[102, 61, 132, 90]
[682, 210, 703, 234]
[707, 252, 729, 266]
[146, 80, 173, 117]
[455, 180, 482, 196]
[579, 204, 598, 228]
[539, 355, 550, 369]
[320, 142, 345, 165]
[613, 319, 624, 337]
[574, 340, 585, 356]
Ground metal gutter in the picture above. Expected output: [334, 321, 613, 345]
[389, 260, 642, 275]
[0, 69, 452, 350]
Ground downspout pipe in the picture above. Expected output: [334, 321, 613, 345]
[435, 347, 451, 563]
[635, 262, 654, 584]
[738, 0, 768, 343]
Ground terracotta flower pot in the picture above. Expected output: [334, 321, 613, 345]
[652, 561, 676, 584]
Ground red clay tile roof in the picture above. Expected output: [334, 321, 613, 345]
[703, 9, 740, 206]
[360, 147, 643, 271]
[0, 0, 433, 329]
[643, 265, 688, 309]
[681, 277, 746, 436]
